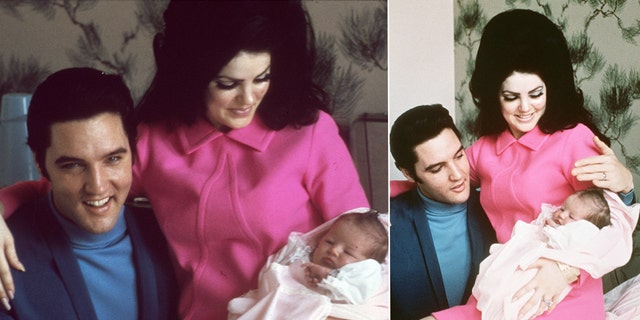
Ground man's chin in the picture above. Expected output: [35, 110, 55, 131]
[81, 217, 120, 234]
[446, 192, 470, 204]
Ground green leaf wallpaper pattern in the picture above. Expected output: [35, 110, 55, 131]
[0, 0, 388, 210]
[0, 0, 387, 131]
[455, 0, 640, 184]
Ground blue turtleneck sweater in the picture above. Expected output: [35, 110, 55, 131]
[49, 193, 138, 320]
[418, 189, 471, 306]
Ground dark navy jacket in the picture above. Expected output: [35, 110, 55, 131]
[2, 196, 177, 320]
[390, 189, 496, 320]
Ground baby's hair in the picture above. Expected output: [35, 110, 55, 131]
[574, 188, 611, 229]
[333, 210, 388, 263]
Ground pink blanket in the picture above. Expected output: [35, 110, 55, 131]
[227, 209, 390, 320]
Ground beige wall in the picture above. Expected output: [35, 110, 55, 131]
[307, 1, 388, 120]
[453, 1, 640, 189]
[0, 1, 386, 120]
[0, 1, 389, 209]
[0, 1, 156, 99]
[388, 1, 454, 181]
[388, 1, 640, 188]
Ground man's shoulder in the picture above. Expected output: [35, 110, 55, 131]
[123, 204, 157, 222]
[466, 188, 485, 215]
[390, 189, 418, 207]
[7, 196, 50, 235]
[122, 204, 178, 318]
[123, 204, 164, 240]
[466, 187, 479, 202]
[390, 189, 422, 227]
[122, 204, 171, 260]
[466, 189, 496, 243]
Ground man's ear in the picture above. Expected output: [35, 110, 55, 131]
[399, 167, 416, 183]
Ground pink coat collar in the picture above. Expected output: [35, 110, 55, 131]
[496, 126, 550, 155]
[177, 117, 275, 154]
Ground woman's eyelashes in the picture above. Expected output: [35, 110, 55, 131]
[215, 80, 238, 90]
[213, 72, 271, 90]
[255, 73, 271, 83]
[501, 88, 545, 102]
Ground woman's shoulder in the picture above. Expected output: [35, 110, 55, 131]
[314, 111, 339, 129]
[470, 134, 495, 146]
[551, 123, 596, 145]
[466, 133, 497, 155]
[134, 120, 195, 157]
[282, 110, 339, 136]
[565, 123, 594, 136]
[137, 118, 211, 142]
[550, 123, 599, 158]
[136, 120, 175, 138]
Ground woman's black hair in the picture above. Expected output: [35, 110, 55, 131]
[469, 9, 609, 144]
[136, 0, 328, 130]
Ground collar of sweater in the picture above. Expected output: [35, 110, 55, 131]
[417, 188, 467, 217]
[48, 191, 128, 250]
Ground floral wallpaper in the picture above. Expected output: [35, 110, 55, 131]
[454, 0, 640, 188]
[0, 0, 388, 210]
[0, 0, 386, 125]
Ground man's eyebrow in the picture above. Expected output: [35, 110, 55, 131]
[54, 147, 128, 165]
[424, 146, 464, 171]
[106, 147, 128, 157]
[54, 156, 83, 165]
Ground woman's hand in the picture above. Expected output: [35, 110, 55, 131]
[513, 258, 571, 319]
[572, 136, 634, 194]
[0, 202, 24, 311]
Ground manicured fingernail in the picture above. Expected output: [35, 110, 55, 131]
[1, 298, 10, 311]
[8, 291, 13, 300]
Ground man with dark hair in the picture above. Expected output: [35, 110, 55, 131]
[389, 104, 496, 319]
[1, 68, 176, 319]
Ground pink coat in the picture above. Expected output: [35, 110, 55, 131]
[434, 125, 635, 320]
[0, 111, 368, 320]
[473, 193, 639, 320]
[131, 111, 369, 319]
[468, 125, 596, 243]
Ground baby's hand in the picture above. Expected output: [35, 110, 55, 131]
[544, 218, 559, 227]
[302, 262, 333, 286]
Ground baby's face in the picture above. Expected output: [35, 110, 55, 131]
[311, 220, 373, 269]
[552, 193, 592, 225]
